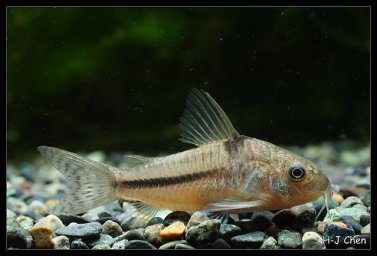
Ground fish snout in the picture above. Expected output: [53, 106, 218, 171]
[318, 172, 331, 192]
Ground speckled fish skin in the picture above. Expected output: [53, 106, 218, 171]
[38, 88, 331, 222]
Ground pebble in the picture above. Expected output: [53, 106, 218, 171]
[260, 236, 279, 249]
[323, 209, 342, 222]
[340, 196, 364, 208]
[219, 224, 242, 241]
[175, 243, 196, 249]
[112, 239, 127, 249]
[55, 222, 102, 239]
[160, 221, 186, 242]
[265, 223, 278, 237]
[250, 211, 273, 229]
[112, 233, 128, 243]
[332, 192, 344, 204]
[277, 230, 302, 249]
[70, 240, 89, 249]
[88, 234, 114, 248]
[317, 221, 348, 234]
[291, 208, 316, 231]
[272, 209, 297, 228]
[57, 214, 89, 226]
[28, 226, 54, 249]
[124, 240, 157, 249]
[7, 224, 32, 249]
[93, 216, 121, 225]
[33, 214, 65, 232]
[361, 224, 370, 234]
[323, 223, 355, 248]
[28, 200, 47, 216]
[341, 187, 367, 198]
[164, 211, 191, 226]
[144, 223, 164, 246]
[231, 231, 267, 249]
[52, 235, 70, 249]
[185, 219, 221, 249]
[359, 215, 370, 226]
[17, 216, 34, 230]
[7, 197, 28, 214]
[101, 220, 123, 238]
[124, 229, 145, 241]
[158, 240, 187, 249]
[146, 217, 165, 226]
[360, 191, 370, 207]
[337, 206, 369, 222]
[234, 218, 258, 233]
[302, 232, 325, 249]
[341, 216, 362, 234]
[81, 212, 99, 222]
[211, 238, 231, 249]
[186, 211, 210, 229]
[92, 244, 111, 249]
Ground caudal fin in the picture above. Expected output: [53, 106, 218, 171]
[38, 146, 119, 215]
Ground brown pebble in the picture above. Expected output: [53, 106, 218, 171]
[317, 221, 347, 234]
[332, 192, 344, 204]
[265, 223, 278, 237]
[160, 221, 185, 243]
[342, 187, 367, 198]
[29, 226, 54, 249]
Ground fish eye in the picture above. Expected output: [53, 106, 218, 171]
[288, 163, 306, 181]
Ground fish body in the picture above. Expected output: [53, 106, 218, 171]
[38, 88, 331, 227]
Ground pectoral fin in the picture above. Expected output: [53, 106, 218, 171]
[206, 195, 270, 214]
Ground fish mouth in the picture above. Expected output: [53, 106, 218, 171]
[314, 184, 333, 221]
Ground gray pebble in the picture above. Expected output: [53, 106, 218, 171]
[88, 234, 114, 248]
[186, 211, 210, 229]
[164, 211, 191, 226]
[16, 216, 34, 230]
[337, 207, 369, 222]
[158, 240, 187, 249]
[234, 219, 258, 233]
[112, 239, 127, 249]
[211, 238, 231, 249]
[70, 240, 89, 249]
[359, 215, 370, 226]
[92, 244, 111, 249]
[175, 243, 196, 249]
[360, 191, 370, 207]
[323, 209, 342, 222]
[102, 220, 123, 238]
[52, 235, 70, 249]
[302, 232, 325, 249]
[231, 231, 267, 249]
[361, 224, 370, 234]
[219, 224, 242, 241]
[278, 230, 302, 249]
[144, 223, 164, 246]
[340, 196, 364, 208]
[112, 233, 128, 243]
[55, 222, 102, 239]
[250, 211, 273, 229]
[185, 219, 221, 249]
[260, 236, 279, 249]
[28, 200, 47, 216]
[7, 226, 32, 249]
[124, 240, 157, 249]
[146, 217, 164, 226]
[124, 229, 144, 240]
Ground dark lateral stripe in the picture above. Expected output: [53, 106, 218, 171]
[122, 168, 221, 189]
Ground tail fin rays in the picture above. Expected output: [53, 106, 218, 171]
[38, 146, 119, 215]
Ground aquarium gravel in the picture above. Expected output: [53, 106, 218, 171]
[6, 141, 370, 249]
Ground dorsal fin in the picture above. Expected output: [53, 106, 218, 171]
[179, 88, 240, 146]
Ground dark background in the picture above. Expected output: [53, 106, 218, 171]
[7, 7, 370, 160]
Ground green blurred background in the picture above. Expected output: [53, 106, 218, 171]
[7, 7, 370, 161]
